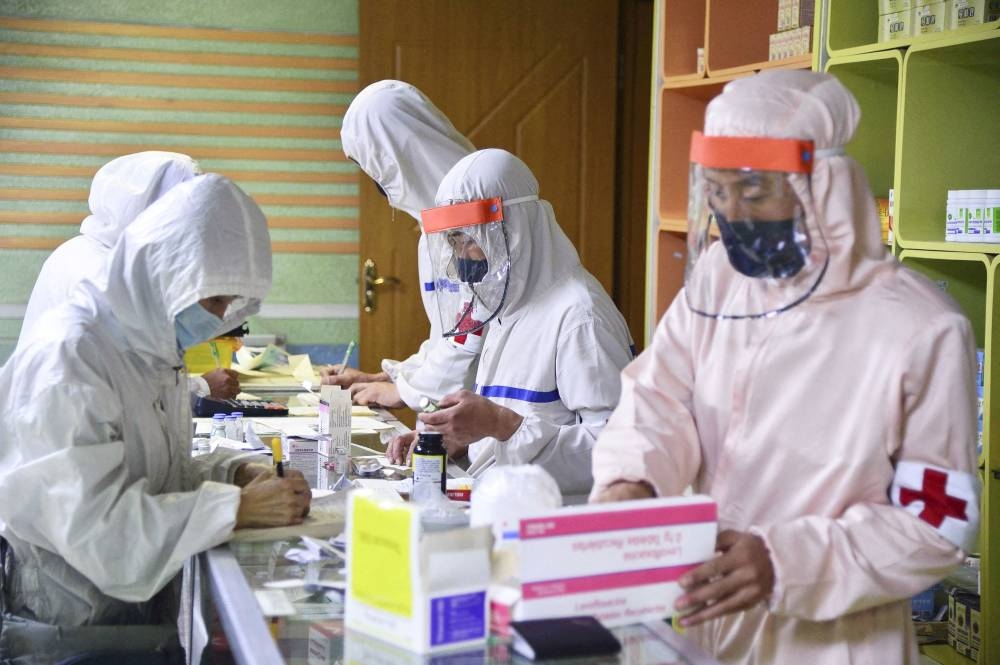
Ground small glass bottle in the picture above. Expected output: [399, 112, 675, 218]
[230, 412, 245, 443]
[210, 413, 227, 439]
[411, 432, 446, 495]
[419, 396, 440, 413]
[224, 414, 238, 440]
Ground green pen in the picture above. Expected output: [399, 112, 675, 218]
[209, 340, 222, 369]
[336, 339, 356, 375]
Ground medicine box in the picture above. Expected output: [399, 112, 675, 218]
[950, 0, 993, 27]
[345, 491, 492, 655]
[947, 589, 981, 661]
[880, 0, 913, 13]
[501, 495, 717, 628]
[777, 0, 815, 32]
[880, 9, 914, 41]
[915, 2, 949, 32]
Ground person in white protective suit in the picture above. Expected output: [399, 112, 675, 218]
[17, 151, 241, 400]
[319, 80, 480, 410]
[387, 149, 634, 497]
[590, 71, 980, 664]
[0, 174, 310, 660]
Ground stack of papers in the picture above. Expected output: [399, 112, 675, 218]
[232, 344, 321, 390]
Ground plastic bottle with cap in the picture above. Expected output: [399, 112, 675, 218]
[412, 432, 447, 495]
[224, 414, 238, 440]
[230, 412, 244, 443]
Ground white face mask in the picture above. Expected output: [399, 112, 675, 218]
[173, 302, 223, 351]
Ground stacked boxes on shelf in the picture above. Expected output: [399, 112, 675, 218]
[945, 190, 1000, 242]
[770, 0, 815, 60]
[879, 0, 1000, 43]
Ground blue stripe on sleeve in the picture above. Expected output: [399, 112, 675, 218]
[424, 281, 436, 292]
[475, 384, 561, 403]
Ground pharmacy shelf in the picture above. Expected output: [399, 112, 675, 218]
[706, 1, 811, 76]
[900, 249, 997, 665]
[827, 0, 1000, 58]
[660, 0, 707, 83]
[825, 49, 902, 202]
[646, 0, 814, 332]
[921, 643, 975, 665]
[894, 32, 1000, 251]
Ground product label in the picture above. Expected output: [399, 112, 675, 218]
[349, 495, 414, 617]
[429, 591, 487, 646]
[412, 454, 445, 486]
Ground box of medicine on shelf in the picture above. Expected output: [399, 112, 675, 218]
[915, 2, 949, 33]
[948, 588, 981, 661]
[950, 0, 1000, 27]
[880, 9, 914, 41]
[777, 0, 815, 32]
[880, 0, 914, 13]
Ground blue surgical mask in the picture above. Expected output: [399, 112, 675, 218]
[713, 211, 806, 279]
[174, 303, 223, 351]
[456, 257, 489, 283]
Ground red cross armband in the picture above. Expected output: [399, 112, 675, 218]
[890, 461, 980, 551]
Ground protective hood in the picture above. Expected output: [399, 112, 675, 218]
[699, 70, 892, 303]
[97, 173, 272, 366]
[341, 79, 475, 222]
[80, 151, 202, 248]
[433, 149, 582, 319]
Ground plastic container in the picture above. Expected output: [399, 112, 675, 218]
[224, 414, 239, 440]
[230, 412, 244, 443]
[210, 413, 227, 439]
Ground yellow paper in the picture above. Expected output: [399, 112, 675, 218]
[350, 494, 413, 618]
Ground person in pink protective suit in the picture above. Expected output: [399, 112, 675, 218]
[590, 70, 981, 664]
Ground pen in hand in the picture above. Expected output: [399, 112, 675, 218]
[209, 340, 222, 369]
[270, 436, 284, 477]
[336, 339, 356, 376]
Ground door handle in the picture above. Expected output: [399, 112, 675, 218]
[363, 258, 401, 313]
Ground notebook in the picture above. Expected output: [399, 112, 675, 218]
[509, 616, 621, 660]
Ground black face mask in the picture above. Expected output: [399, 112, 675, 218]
[713, 211, 806, 279]
[456, 257, 488, 283]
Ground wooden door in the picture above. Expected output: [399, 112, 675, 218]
[357, 0, 620, 375]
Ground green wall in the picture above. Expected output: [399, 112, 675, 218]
[0, 0, 360, 362]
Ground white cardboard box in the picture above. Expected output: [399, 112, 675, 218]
[501, 495, 717, 628]
[345, 491, 492, 654]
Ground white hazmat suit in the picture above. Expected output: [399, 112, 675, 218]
[18, 151, 201, 351]
[428, 149, 634, 496]
[340, 80, 480, 408]
[0, 174, 271, 628]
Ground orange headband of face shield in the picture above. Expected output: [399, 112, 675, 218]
[421, 197, 504, 233]
[689, 131, 815, 173]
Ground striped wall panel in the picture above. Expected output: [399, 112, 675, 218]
[0, 16, 360, 255]
[0, 14, 363, 355]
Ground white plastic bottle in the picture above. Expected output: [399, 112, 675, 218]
[985, 190, 1000, 243]
[968, 190, 987, 242]
[224, 414, 238, 440]
[230, 412, 244, 443]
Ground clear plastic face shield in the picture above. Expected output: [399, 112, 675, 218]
[421, 197, 511, 337]
[685, 131, 830, 319]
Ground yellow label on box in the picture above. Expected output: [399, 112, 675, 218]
[349, 495, 414, 617]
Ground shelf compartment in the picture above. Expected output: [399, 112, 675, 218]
[706, 0, 811, 77]
[653, 229, 687, 322]
[894, 33, 1000, 251]
[655, 77, 735, 225]
[826, 50, 902, 202]
[827, 0, 1000, 58]
[661, 0, 707, 82]
[899, 251, 990, 469]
